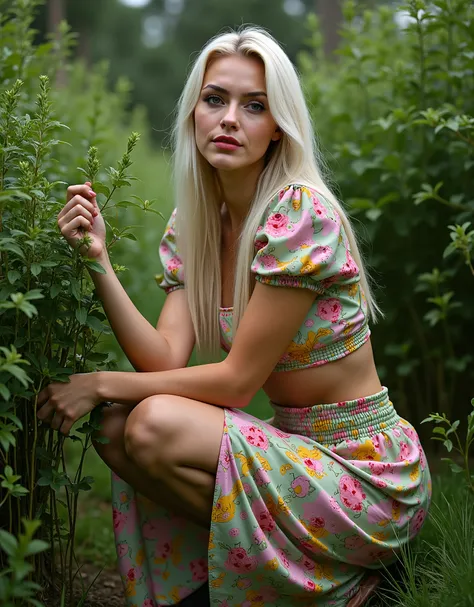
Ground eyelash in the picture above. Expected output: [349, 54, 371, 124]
[203, 95, 265, 112]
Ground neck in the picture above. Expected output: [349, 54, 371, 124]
[217, 161, 264, 231]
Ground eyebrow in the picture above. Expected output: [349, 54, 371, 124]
[202, 84, 267, 98]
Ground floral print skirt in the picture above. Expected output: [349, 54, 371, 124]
[111, 387, 431, 606]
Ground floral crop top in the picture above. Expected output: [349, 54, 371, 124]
[158, 184, 370, 372]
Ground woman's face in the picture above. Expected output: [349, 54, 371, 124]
[194, 54, 281, 174]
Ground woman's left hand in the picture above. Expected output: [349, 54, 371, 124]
[37, 372, 103, 436]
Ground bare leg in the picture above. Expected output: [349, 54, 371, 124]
[92, 403, 212, 526]
[123, 395, 225, 527]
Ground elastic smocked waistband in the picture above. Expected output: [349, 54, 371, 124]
[270, 387, 400, 446]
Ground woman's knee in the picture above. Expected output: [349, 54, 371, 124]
[123, 395, 181, 471]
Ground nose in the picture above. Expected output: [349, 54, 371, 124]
[220, 102, 239, 130]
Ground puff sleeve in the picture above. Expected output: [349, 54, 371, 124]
[157, 208, 185, 294]
[251, 185, 359, 294]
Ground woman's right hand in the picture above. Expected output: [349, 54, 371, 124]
[58, 182, 107, 261]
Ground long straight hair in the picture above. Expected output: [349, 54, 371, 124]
[172, 26, 380, 359]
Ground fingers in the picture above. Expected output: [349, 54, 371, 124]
[59, 193, 97, 223]
[66, 183, 97, 204]
[37, 401, 71, 436]
[58, 200, 95, 228]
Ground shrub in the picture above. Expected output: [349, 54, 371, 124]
[0, 0, 163, 603]
[300, 0, 474, 438]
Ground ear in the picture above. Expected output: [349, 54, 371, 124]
[271, 126, 282, 142]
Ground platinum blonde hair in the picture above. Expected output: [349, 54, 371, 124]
[172, 26, 380, 359]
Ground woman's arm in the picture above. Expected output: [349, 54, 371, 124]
[95, 282, 315, 408]
[89, 255, 195, 372]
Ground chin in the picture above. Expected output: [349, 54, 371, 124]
[207, 155, 247, 172]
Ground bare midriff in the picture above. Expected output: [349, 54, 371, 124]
[262, 340, 383, 407]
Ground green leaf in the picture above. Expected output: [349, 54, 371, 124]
[83, 259, 106, 274]
[24, 539, 49, 556]
[432, 427, 446, 435]
[75, 308, 87, 325]
[50, 284, 61, 299]
[443, 439, 453, 452]
[0, 529, 18, 556]
[7, 270, 21, 284]
[30, 263, 42, 277]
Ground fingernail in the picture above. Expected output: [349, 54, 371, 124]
[89, 190, 97, 197]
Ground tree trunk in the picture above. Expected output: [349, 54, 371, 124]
[317, 0, 343, 59]
[47, 0, 64, 34]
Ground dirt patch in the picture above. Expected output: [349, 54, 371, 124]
[41, 563, 211, 606]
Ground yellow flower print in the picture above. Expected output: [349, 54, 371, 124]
[135, 548, 145, 567]
[170, 587, 182, 603]
[391, 501, 401, 522]
[162, 571, 170, 581]
[345, 283, 359, 297]
[286, 328, 333, 365]
[276, 256, 298, 271]
[351, 439, 381, 461]
[351, 429, 360, 439]
[301, 186, 312, 199]
[264, 557, 279, 571]
[208, 531, 215, 550]
[245, 589, 265, 607]
[212, 479, 244, 523]
[285, 450, 300, 464]
[171, 535, 183, 566]
[255, 452, 272, 471]
[304, 534, 328, 552]
[300, 253, 321, 275]
[265, 493, 290, 518]
[344, 335, 357, 353]
[234, 452, 254, 477]
[312, 418, 332, 434]
[125, 580, 136, 598]
[292, 196, 302, 211]
[315, 562, 334, 581]
[371, 531, 389, 544]
[409, 464, 420, 481]
[297, 446, 323, 460]
[280, 463, 293, 475]
[210, 572, 225, 588]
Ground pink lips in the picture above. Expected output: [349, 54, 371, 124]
[213, 136, 242, 151]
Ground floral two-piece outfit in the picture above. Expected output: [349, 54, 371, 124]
[110, 185, 432, 606]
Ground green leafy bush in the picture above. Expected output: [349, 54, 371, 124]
[300, 0, 474, 437]
[0, 0, 165, 603]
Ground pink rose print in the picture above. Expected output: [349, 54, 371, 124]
[291, 475, 311, 498]
[265, 212, 291, 237]
[117, 542, 128, 558]
[256, 254, 278, 270]
[303, 457, 324, 476]
[344, 535, 366, 550]
[368, 461, 389, 476]
[402, 425, 418, 442]
[127, 567, 136, 581]
[240, 511, 248, 520]
[305, 318, 314, 328]
[367, 499, 393, 525]
[317, 298, 342, 323]
[339, 474, 366, 512]
[142, 520, 163, 540]
[155, 540, 171, 561]
[304, 579, 317, 592]
[239, 578, 252, 589]
[409, 508, 427, 538]
[310, 245, 333, 266]
[224, 548, 258, 573]
[190, 557, 208, 582]
[251, 500, 276, 533]
[254, 238, 266, 251]
[301, 555, 315, 572]
[112, 508, 127, 534]
[229, 528, 240, 537]
[240, 424, 269, 451]
[167, 255, 181, 271]
[277, 548, 290, 569]
[312, 196, 328, 218]
[340, 250, 359, 278]
[254, 467, 271, 486]
[242, 482, 252, 494]
[397, 441, 411, 462]
[252, 528, 266, 545]
[143, 600, 154, 607]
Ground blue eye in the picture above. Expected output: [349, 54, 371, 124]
[204, 95, 223, 105]
[247, 101, 265, 112]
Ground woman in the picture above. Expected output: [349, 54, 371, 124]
[39, 27, 431, 607]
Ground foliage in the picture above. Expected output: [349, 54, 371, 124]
[300, 0, 474, 437]
[0, 0, 163, 603]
